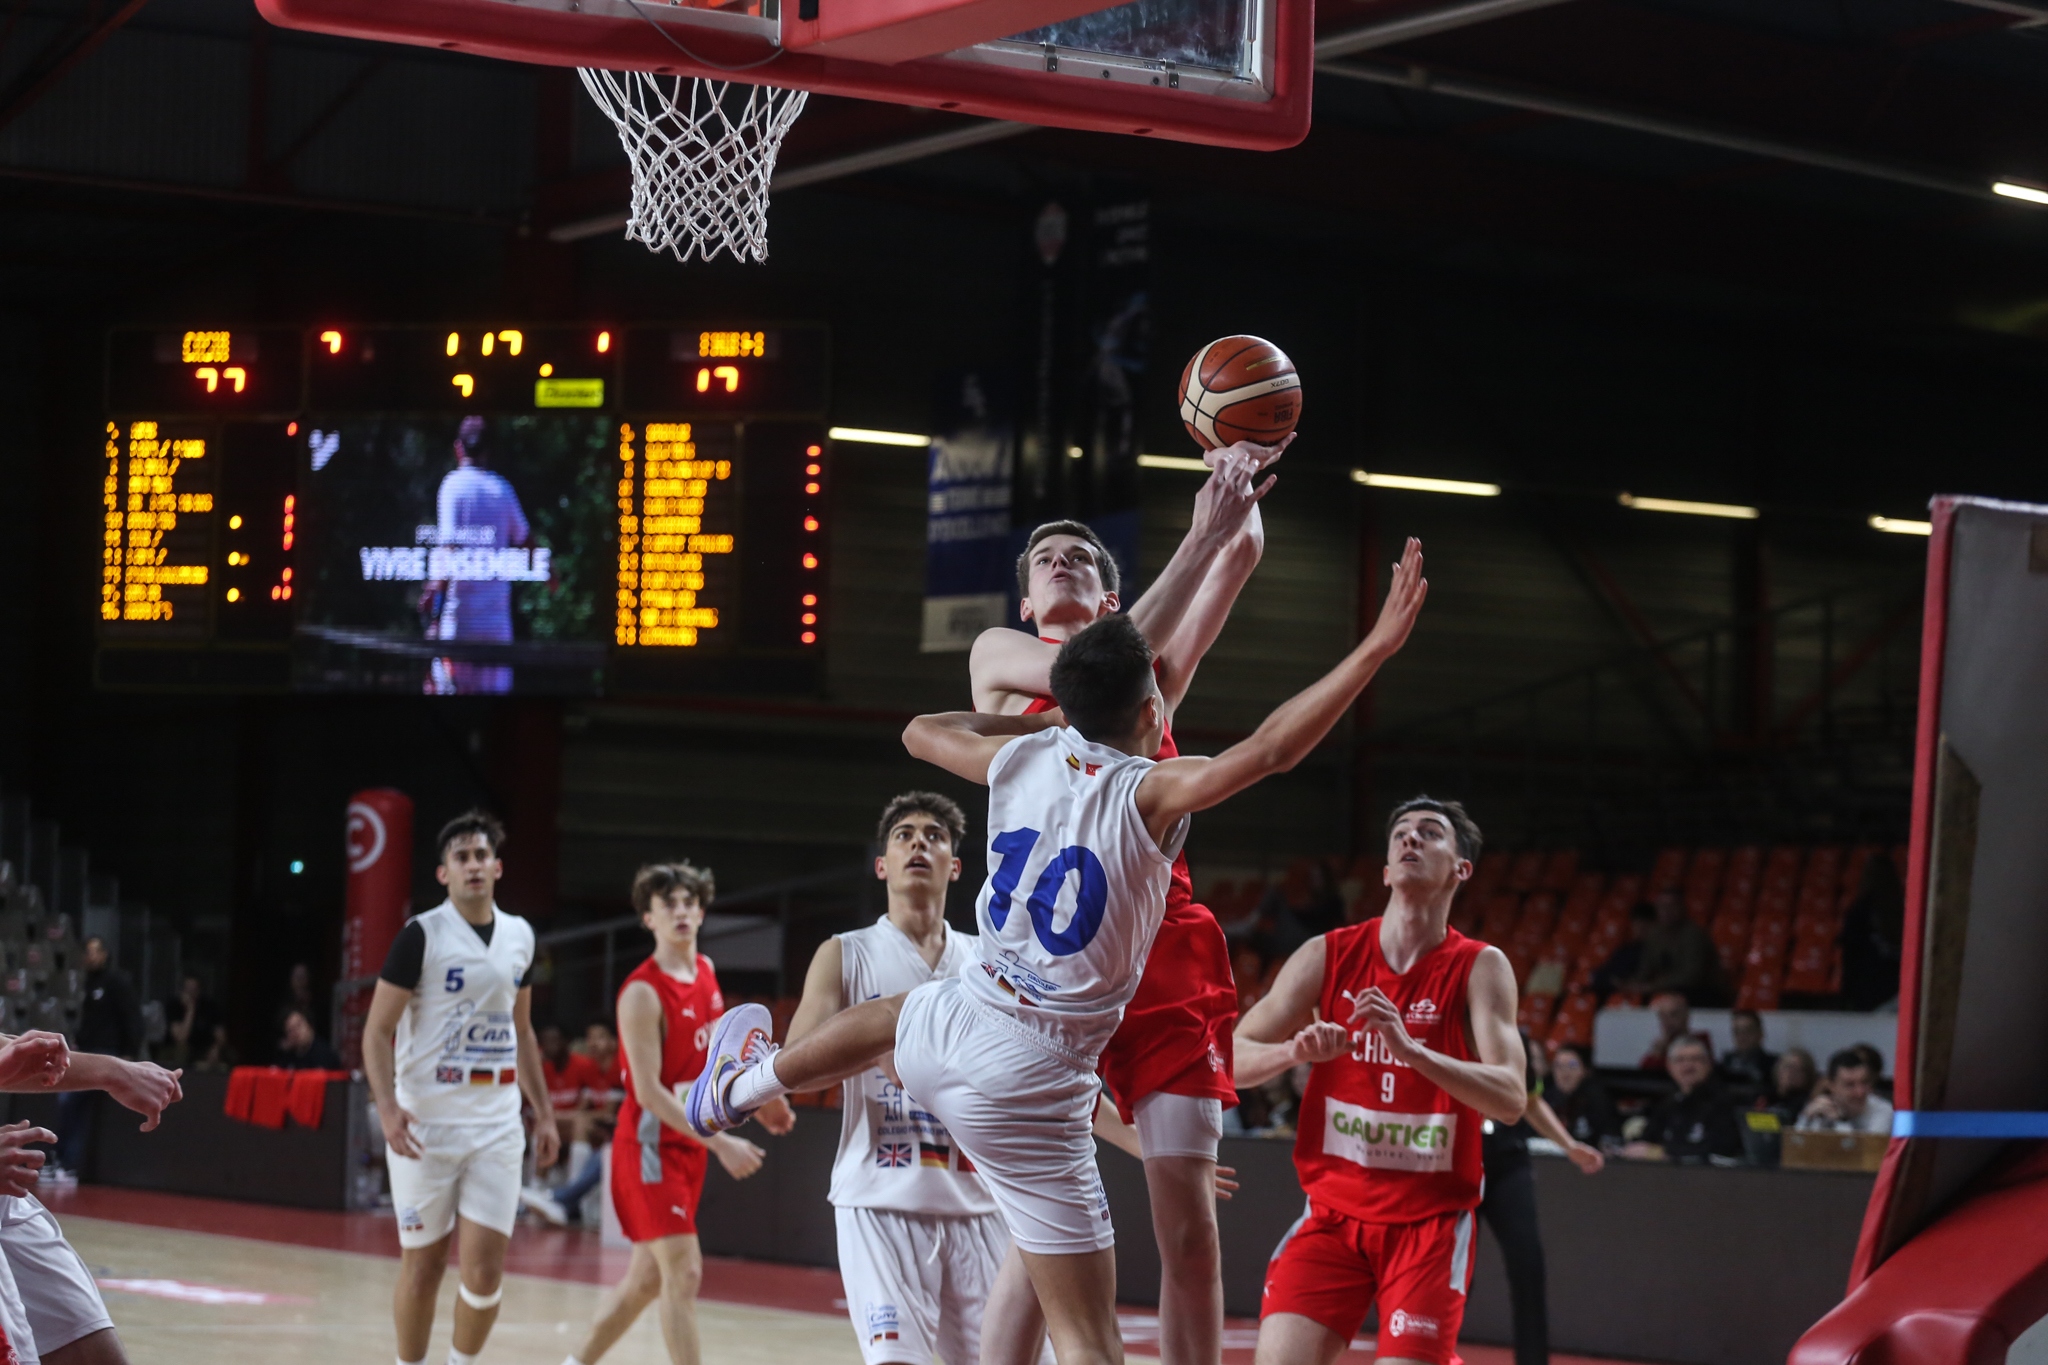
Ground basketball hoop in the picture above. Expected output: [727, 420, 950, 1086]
[578, 68, 808, 264]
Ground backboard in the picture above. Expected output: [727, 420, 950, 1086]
[254, 0, 1312, 151]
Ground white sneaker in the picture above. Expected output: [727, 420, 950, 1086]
[519, 1185, 569, 1226]
[39, 1166, 76, 1187]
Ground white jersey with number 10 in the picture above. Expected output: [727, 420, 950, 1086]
[962, 727, 1187, 1069]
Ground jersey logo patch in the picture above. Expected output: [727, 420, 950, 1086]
[876, 1143, 914, 1168]
[918, 1141, 952, 1169]
[435, 1065, 464, 1084]
[1322, 1097, 1457, 1173]
[1389, 1310, 1440, 1339]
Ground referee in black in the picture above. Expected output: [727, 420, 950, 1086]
[1479, 1028, 1607, 1365]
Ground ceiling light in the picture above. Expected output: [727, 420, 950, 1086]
[1869, 514, 1932, 536]
[1137, 454, 1210, 471]
[1993, 181, 2048, 206]
[1618, 493, 1758, 520]
[1351, 469, 1501, 497]
[826, 426, 930, 448]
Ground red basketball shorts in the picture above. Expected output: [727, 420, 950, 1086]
[611, 1134, 709, 1243]
[1261, 1202, 1477, 1365]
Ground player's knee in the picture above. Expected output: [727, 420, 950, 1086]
[1161, 1214, 1220, 1276]
[656, 1256, 702, 1299]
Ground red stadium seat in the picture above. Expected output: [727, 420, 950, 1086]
[1507, 850, 1546, 893]
[1479, 892, 1523, 945]
[1682, 847, 1726, 925]
[1538, 849, 1579, 891]
[1546, 991, 1598, 1048]
[1518, 993, 1554, 1035]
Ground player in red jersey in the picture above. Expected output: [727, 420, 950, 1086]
[1235, 798, 1526, 1365]
[563, 862, 793, 1365]
[969, 442, 1279, 1365]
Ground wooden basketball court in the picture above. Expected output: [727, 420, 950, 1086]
[37, 1186, 1639, 1365]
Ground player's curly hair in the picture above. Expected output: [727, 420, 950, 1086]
[631, 861, 715, 918]
[436, 808, 506, 862]
[1384, 796, 1483, 864]
[875, 791, 967, 850]
[1015, 519, 1121, 600]
[1050, 614, 1155, 743]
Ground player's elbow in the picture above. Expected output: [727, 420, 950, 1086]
[902, 716, 937, 760]
[1492, 1085, 1528, 1126]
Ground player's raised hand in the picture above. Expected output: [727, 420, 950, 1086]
[0, 1122, 53, 1197]
[107, 1059, 184, 1131]
[1189, 447, 1277, 546]
[1362, 538, 1427, 660]
[1290, 1020, 1352, 1066]
[1212, 1164, 1240, 1202]
[0, 1031, 70, 1090]
[1203, 433, 1293, 477]
[711, 1132, 766, 1180]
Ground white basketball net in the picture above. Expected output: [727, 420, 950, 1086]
[578, 70, 808, 264]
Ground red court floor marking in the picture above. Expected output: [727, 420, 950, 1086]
[40, 1187, 1636, 1364]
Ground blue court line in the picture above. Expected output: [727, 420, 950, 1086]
[1892, 1111, 2048, 1139]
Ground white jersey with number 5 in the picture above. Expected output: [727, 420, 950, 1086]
[962, 726, 1187, 1069]
[393, 900, 535, 1127]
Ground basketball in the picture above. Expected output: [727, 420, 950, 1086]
[1177, 335, 1303, 451]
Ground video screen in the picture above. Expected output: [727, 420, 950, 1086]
[294, 414, 618, 694]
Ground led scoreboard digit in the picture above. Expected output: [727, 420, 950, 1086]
[99, 322, 830, 694]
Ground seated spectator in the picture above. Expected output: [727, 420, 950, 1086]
[582, 1018, 625, 1109]
[1624, 1035, 1745, 1165]
[1639, 992, 1708, 1073]
[1767, 1048, 1817, 1123]
[275, 1008, 343, 1070]
[1268, 861, 1344, 959]
[1850, 1043, 1891, 1100]
[1625, 891, 1730, 1006]
[1548, 1044, 1622, 1149]
[194, 1022, 238, 1073]
[1591, 903, 1656, 1002]
[161, 975, 221, 1070]
[536, 1022, 606, 1145]
[1798, 1048, 1894, 1135]
[1718, 1008, 1778, 1100]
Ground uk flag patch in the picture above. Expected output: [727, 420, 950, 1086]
[876, 1143, 914, 1168]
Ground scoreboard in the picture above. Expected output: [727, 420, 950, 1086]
[100, 324, 830, 694]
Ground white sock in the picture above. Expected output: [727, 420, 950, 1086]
[728, 1055, 789, 1111]
[562, 1357, 588, 1365]
[449, 1350, 478, 1365]
[400, 1358, 424, 1365]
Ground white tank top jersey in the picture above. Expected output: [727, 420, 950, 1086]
[963, 727, 1188, 1069]
[828, 918, 996, 1216]
[393, 901, 537, 1127]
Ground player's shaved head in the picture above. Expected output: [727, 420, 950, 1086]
[1051, 614, 1154, 742]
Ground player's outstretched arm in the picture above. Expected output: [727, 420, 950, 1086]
[1143, 439, 1287, 709]
[903, 707, 1064, 786]
[1232, 939, 1352, 1090]
[1136, 538, 1426, 837]
[1352, 947, 1527, 1124]
[514, 984, 562, 1169]
[1127, 445, 1277, 671]
[784, 938, 846, 1046]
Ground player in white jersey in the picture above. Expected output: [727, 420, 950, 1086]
[364, 810, 560, 1365]
[688, 539, 1430, 1365]
[786, 791, 1049, 1365]
[0, 1027, 183, 1365]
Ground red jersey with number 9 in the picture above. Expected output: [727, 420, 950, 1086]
[1293, 919, 1487, 1223]
[617, 953, 724, 1147]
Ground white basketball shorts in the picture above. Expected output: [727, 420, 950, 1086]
[893, 979, 1112, 1256]
[385, 1121, 525, 1248]
[1133, 1091, 1224, 1162]
[834, 1206, 1012, 1365]
[0, 1196, 111, 1361]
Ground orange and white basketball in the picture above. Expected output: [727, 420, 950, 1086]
[1177, 335, 1302, 451]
